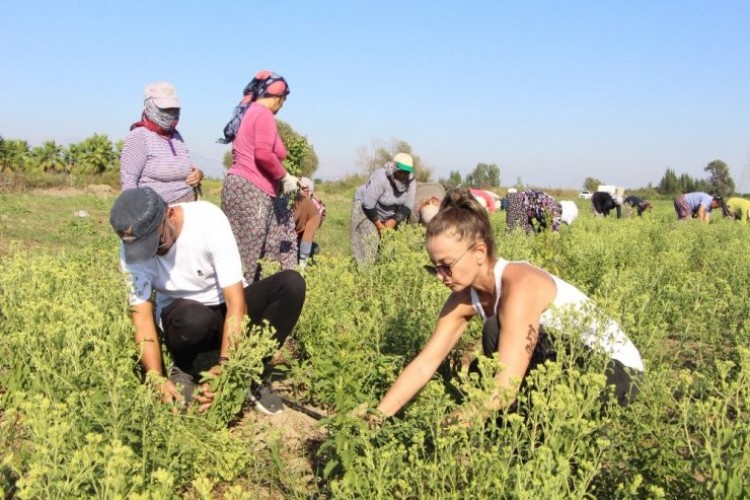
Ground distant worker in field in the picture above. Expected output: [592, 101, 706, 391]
[109, 187, 306, 415]
[623, 196, 653, 217]
[673, 192, 728, 222]
[370, 189, 643, 424]
[350, 153, 416, 266]
[293, 177, 323, 267]
[506, 190, 578, 233]
[591, 191, 622, 218]
[469, 188, 501, 214]
[410, 182, 446, 225]
[726, 197, 750, 222]
[120, 82, 204, 203]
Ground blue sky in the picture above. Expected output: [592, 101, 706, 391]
[2, 1, 749, 189]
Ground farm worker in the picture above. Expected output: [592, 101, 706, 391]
[591, 192, 622, 218]
[219, 70, 299, 283]
[726, 197, 750, 222]
[293, 177, 322, 267]
[673, 192, 728, 222]
[623, 196, 653, 217]
[409, 182, 446, 225]
[350, 152, 416, 267]
[469, 189, 498, 213]
[506, 190, 574, 233]
[372, 189, 643, 422]
[120, 82, 204, 203]
[109, 187, 306, 415]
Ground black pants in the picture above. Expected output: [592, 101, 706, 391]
[480, 317, 639, 407]
[160, 270, 306, 383]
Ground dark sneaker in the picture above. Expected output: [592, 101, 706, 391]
[249, 384, 284, 415]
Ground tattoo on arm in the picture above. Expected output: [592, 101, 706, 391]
[525, 324, 539, 356]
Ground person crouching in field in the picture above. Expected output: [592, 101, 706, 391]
[505, 190, 578, 233]
[673, 192, 728, 222]
[373, 189, 643, 423]
[350, 153, 416, 266]
[110, 187, 306, 415]
[591, 191, 622, 218]
[293, 177, 322, 267]
[726, 197, 750, 222]
[410, 181, 446, 225]
[623, 196, 653, 217]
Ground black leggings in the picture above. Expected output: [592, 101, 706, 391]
[160, 270, 306, 378]
[481, 317, 640, 407]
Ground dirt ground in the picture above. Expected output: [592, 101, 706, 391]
[33, 184, 114, 197]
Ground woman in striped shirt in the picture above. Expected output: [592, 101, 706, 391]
[120, 82, 203, 204]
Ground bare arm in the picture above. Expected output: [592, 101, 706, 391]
[485, 263, 557, 410]
[301, 212, 321, 243]
[377, 293, 474, 416]
[131, 301, 181, 401]
[131, 301, 164, 376]
[220, 281, 247, 357]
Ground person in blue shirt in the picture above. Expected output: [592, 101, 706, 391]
[673, 192, 728, 222]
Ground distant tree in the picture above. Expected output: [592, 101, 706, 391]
[31, 141, 65, 173]
[583, 177, 602, 192]
[0, 136, 30, 172]
[223, 150, 233, 169]
[357, 138, 432, 181]
[300, 147, 319, 180]
[704, 159, 735, 197]
[277, 120, 318, 177]
[439, 169, 463, 187]
[657, 169, 679, 195]
[464, 163, 500, 188]
[75, 134, 116, 174]
[677, 173, 696, 194]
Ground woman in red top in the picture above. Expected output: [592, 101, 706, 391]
[219, 71, 300, 282]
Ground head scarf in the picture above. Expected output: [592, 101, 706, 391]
[385, 161, 414, 194]
[217, 70, 290, 144]
[130, 98, 180, 136]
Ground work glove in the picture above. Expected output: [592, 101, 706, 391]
[280, 172, 300, 196]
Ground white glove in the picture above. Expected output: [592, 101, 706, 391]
[280, 173, 300, 196]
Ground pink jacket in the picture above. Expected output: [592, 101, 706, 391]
[228, 103, 287, 196]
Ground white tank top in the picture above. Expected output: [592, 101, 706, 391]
[470, 259, 644, 371]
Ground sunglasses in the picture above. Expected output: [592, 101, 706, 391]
[424, 244, 475, 278]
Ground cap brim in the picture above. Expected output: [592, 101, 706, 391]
[122, 230, 160, 264]
[395, 161, 413, 173]
[151, 96, 181, 109]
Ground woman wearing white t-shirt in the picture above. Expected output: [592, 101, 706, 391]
[374, 189, 643, 422]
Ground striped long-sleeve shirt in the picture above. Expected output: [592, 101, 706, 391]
[120, 127, 194, 204]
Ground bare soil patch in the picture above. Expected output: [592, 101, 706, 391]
[33, 184, 114, 197]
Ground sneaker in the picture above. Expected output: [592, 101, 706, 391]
[249, 384, 285, 415]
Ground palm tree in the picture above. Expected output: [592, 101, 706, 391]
[78, 134, 115, 174]
[31, 141, 64, 173]
[0, 138, 30, 172]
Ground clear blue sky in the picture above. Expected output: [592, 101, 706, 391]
[2, 1, 749, 190]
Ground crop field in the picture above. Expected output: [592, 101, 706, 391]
[1, 181, 749, 498]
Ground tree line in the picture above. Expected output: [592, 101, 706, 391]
[0, 134, 120, 175]
[583, 159, 737, 198]
[1, 119, 320, 179]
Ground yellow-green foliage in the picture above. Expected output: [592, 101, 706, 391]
[1, 197, 750, 497]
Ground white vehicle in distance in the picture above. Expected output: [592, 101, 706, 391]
[579, 190, 593, 199]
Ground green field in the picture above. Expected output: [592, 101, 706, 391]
[1, 181, 749, 498]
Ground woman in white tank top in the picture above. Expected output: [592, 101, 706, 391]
[374, 189, 643, 423]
